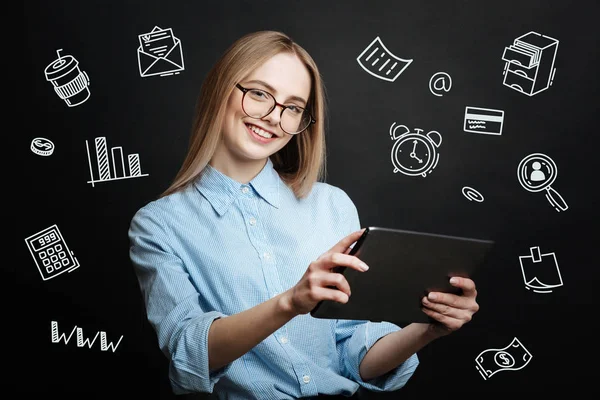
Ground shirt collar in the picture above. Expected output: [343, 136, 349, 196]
[194, 157, 281, 216]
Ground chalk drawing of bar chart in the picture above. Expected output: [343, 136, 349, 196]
[86, 137, 148, 187]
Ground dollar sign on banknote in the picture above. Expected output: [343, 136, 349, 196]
[475, 337, 532, 380]
[498, 353, 511, 365]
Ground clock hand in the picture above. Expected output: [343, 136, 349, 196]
[410, 140, 423, 163]
[411, 140, 418, 154]
[409, 152, 423, 163]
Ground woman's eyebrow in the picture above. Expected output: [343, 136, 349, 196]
[244, 79, 307, 105]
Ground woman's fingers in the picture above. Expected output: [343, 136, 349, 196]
[449, 276, 478, 298]
[303, 230, 369, 309]
[312, 285, 350, 304]
[319, 270, 352, 297]
[421, 296, 470, 319]
[329, 229, 365, 255]
[321, 251, 369, 273]
[424, 291, 472, 310]
[421, 307, 466, 332]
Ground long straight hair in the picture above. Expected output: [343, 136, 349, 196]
[160, 30, 328, 199]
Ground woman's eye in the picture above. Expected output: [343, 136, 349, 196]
[250, 90, 267, 98]
[287, 105, 302, 114]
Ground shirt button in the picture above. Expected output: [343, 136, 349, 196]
[263, 252, 270, 259]
[241, 186, 249, 194]
[249, 217, 256, 226]
[280, 336, 288, 344]
[303, 375, 310, 383]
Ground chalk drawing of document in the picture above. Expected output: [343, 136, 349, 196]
[357, 36, 413, 82]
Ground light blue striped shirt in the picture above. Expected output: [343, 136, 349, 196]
[128, 157, 419, 399]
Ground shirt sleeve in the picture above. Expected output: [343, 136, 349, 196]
[335, 319, 419, 392]
[128, 205, 231, 394]
[334, 188, 420, 392]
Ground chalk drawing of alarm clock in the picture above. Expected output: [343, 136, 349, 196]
[389, 123, 443, 177]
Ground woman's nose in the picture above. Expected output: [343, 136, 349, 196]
[262, 104, 284, 124]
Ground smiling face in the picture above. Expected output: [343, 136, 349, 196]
[211, 52, 312, 182]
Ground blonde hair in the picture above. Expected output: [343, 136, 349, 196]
[160, 30, 328, 199]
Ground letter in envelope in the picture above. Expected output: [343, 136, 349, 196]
[137, 26, 185, 78]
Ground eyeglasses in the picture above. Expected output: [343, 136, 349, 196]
[236, 83, 316, 135]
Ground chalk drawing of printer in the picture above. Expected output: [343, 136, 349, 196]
[501, 31, 558, 97]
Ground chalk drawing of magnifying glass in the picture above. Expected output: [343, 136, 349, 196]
[517, 153, 568, 212]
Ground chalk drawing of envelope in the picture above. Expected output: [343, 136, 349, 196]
[137, 26, 185, 77]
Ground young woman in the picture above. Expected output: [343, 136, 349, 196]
[128, 30, 479, 399]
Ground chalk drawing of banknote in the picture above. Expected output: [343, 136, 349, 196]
[475, 337, 532, 380]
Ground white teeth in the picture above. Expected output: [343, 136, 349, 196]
[248, 124, 273, 138]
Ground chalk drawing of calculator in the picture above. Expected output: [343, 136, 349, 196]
[25, 224, 80, 281]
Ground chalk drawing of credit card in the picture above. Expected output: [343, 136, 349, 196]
[463, 106, 505, 135]
[357, 36, 413, 82]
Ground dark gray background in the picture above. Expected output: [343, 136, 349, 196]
[19, 0, 599, 397]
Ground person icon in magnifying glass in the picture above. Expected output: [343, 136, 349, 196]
[530, 161, 546, 181]
[517, 153, 568, 212]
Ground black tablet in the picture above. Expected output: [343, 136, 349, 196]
[310, 226, 495, 325]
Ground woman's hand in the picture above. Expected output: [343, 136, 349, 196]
[421, 276, 480, 338]
[281, 229, 369, 316]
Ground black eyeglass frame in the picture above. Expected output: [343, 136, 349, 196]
[236, 83, 316, 135]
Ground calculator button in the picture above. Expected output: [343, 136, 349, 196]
[62, 258, 69, 266]
[46, 265, 54, 273]
[54, 244, 62, 251]
[39, 251, 47, 259]
[54, 262, 62, 270]
[50, 255, 58, 263]
[58, 251, 66, 259]
[47, 247, 55, 256]
[43, 258, 50, 266]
